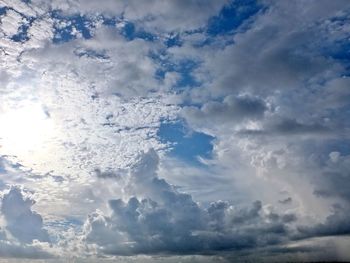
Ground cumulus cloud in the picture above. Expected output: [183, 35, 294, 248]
[179, 0, 350, 139]
[84, 150, 297, 256]
[191, 1, 349, 96]
[0, 186, 54, 259]
[1, 187, 50, 243]
[174, 2, 350, 244]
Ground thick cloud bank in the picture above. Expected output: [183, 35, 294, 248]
[84, 150, 297, 256]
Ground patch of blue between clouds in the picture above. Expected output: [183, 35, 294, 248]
[153, 0, 263, 87]
[0, 6, 35, 43]
[51, 11, 92, 44]
[325, 41, 350, 72]
[152, 52, 201, 92]
[101, 17, 157, 42]
[165, 33, 182, 48]
[319, 15, 350, 72]
[11, 17, 35, 42]
[173, 59, 201, 89]
[45, 218, 83, 243]
[207, 0, 262, 36]
[121, 21, 156, 42]
[101, 16, 118, 27]
[0, 7, 7, 16]
[158, 121, 214, 166]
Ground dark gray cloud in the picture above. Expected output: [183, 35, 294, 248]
[84, 150, 297, 256]
[238, 118, 330, 137]
[84, 143, 350, 257]
[278, 197, 292, 205]
[94, 168, 121, 179]
[311, 152, 350, 202]
[183, 95, 267, 129]
[314, 172, 350, 201]
[316, 78, 350, 110]
[296, 204, 350, 239]
[270, 119, 329, 135]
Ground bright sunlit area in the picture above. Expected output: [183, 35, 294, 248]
[0, 102, 55, 157]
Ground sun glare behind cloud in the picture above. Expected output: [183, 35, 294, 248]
[0, 103, 55, 158]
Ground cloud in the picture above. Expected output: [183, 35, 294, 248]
[296, 203, 350, 239]
[0, 241, 53, 259]
[1, 187, 50, 243]
[279, 197, 292, 205]
[191, 1, 349, 96]
[313, 152, 350, 202]
[0, 186, 54, 259]
[183, 94, 267, 131]
[0, 14, 179, 178]
[0, 9, 26, 37]
[84, 150, 297, 256]
[316, 78, 350, 110]
[0, 0, 350, 261]
[37, 0, 228, 32]
[238, 118, 330, 137]
[177, 0, 350, 140]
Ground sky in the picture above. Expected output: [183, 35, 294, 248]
[0, 0, 350, 262]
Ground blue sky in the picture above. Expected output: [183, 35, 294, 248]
[0, 0, 350, 262]
[157, 121, 214, 164]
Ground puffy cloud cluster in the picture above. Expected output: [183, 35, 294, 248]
[1, 187, 49, 243]
[84, 150, 297, 256]
[0, 186, 53, 259]
[176, 0, 350, 231]
[178, 1, 350, 136]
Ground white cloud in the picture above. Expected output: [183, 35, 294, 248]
[32, 0, 228, 32]
[0, 9, 25, 37]
[0, 186, 54, 259]
[0, 0, 350, 261]
[1, 187, 50, 243]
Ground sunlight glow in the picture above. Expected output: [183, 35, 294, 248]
[0, 103, 55, 156]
